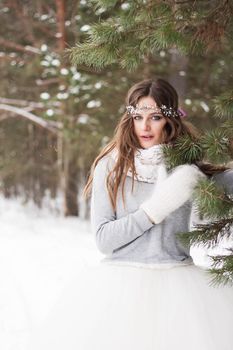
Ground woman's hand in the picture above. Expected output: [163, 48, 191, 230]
[140, 164, 206, 224]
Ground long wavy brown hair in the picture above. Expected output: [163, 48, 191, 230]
[83, 78, 229, 211]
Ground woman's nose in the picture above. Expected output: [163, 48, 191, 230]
[142, 119, 150, 130]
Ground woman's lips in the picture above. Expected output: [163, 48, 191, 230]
[140, 136, 154, 140]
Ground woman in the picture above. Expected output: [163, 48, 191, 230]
[29, 78, 233, 350]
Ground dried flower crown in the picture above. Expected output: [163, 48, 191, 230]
[126, 104, 183, 118]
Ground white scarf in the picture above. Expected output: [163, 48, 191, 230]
[110, 144, 166, 184]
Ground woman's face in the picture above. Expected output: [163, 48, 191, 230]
[132, 96, 167, 149]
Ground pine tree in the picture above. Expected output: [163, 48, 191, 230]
[0, 0, 133, 216]
[70, 0, 233, 286]
[162, 93, 233, 286]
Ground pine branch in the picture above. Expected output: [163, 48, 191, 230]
[91, 0, 119, 10]
[188, 0, 232, 53]
[174, 135, 203, 162]
[70, 1, 233, 70]
[213, 90, 233, 120]
[193, 178, 233, 219]
[162, 135, 203, 169]
[70, 2, 193, 70]
[176, 218, 233, 249]
[150, 23, 188, 51]
[162, 125, 232, 168]
[220, 122, 233, 157]
[221, 120, 233, 136]
[200, 129, 231, 163]
[120, 50, 142, 71]
[69, 43, 118, 70]
[206, 252, 233, 287]
[89, 21, 124, 45]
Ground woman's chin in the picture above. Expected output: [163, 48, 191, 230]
[139, 140, 160, 149]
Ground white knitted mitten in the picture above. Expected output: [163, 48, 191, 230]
[140, 164, 206, 224]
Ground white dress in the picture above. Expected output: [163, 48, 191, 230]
[27, 149, 233, 350]
[26, 252, 233, 350]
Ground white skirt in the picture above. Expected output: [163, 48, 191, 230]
[27, 258, 233, 350]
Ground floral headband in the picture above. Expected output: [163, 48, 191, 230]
[126, 104, 186, 118]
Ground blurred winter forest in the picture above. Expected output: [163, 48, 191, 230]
[0, 0, 232, 217]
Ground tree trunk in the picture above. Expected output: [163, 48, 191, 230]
[169, 47, 188, 102]
[64, 150, 79, 217]
[59, 136, 79, 216]
[55, 0, 66, 51]
[55, 0, 79, 216]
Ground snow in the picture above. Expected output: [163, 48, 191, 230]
[40, 44, 48, 53]
[86, 100, 101, 108]
[80, 24, 91, 32]
[56, 92, 69, 100]
[46, 109, 54, 117]
[40, 60, 50, 67]
[0, 196, 103, 350]
[40, 92, 50, 100]
[60, 68, 69, 75]
[72, 72, 81, 80]
[51, 58, 61, 67]
[200, 101, 210, 112]
[0, 195, 232, 349]
[185, 98, 192, 105]
[94, 82, 102, 89]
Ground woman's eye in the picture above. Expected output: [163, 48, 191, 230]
[133, 115, 142, 120]
[132, 115, 162, 121]
[151, 115, 162, 120]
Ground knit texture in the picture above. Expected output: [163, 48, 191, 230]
[110, 144, 165, 183]
[140, 164, 206, 224]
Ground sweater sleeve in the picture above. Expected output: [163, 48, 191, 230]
[212, 169, 233, 195]
[90, 156, 154, 255]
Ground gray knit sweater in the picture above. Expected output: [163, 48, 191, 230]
[90, 153, 233, 266]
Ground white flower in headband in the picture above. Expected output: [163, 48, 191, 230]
[126, 103, 183, 118]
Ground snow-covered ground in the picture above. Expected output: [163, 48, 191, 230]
[0, 195, 232, 350]
[0, 196, 103, 350]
